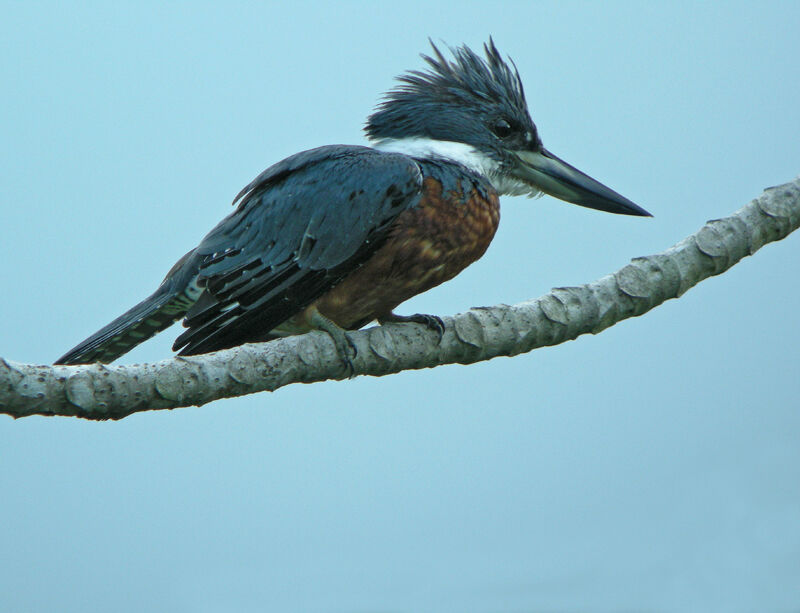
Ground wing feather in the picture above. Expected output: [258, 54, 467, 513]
[173, 145, 422, 355]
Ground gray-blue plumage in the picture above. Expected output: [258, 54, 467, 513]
[199, 146, 420, 270]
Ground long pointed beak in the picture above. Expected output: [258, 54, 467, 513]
[512, 148, 652, 216]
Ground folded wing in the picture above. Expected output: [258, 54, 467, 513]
[174, 145, 423, 355]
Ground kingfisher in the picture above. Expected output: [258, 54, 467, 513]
[56, 39, 650, 366]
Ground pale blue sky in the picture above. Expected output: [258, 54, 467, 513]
[2, 2, 799, 612]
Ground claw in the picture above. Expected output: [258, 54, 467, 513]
[379, 312, 445, 342]
[309, 308, 357, 377]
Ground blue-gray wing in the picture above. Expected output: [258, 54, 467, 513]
[173, 145, 422, 355]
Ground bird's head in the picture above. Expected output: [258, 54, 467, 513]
[366, 39, 650, 217]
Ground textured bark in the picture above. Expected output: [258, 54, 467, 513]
[2, 177, 798, 420]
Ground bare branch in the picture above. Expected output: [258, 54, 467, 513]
[2, 178, 798, 420]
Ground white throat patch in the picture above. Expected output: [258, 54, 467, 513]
[372, 137, 536, 197]
[373, 138, 494, 174]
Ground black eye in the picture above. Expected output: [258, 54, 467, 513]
[492, 118, 513, 138]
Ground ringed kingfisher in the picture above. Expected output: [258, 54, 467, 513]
[56, 39, 650, 366]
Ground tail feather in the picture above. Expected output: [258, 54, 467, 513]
[55, 288, 194, 365]
[56, 250, 203, 365]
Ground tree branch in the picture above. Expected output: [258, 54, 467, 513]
[2, 178, 799, 420]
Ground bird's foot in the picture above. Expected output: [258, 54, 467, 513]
[309, 309, 357, 378]
[378, 312, 445, 342]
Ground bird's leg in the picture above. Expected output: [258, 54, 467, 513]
[378, 311, 445, 342]
[308, 307, 358, 377]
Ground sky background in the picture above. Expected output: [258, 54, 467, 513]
[2, 2, 799, 612]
